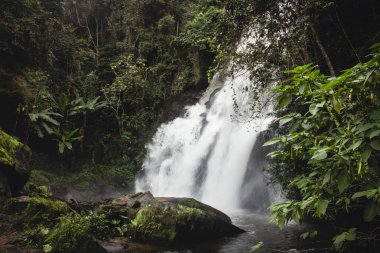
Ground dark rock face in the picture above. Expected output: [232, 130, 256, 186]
[0, 147, 31, 197]
[0, 171, 11, 202]
[0, 130, 32, 200]
[103, 192, 244, 244]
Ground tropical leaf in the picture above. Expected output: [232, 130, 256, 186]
[370, 140, 380, 151]
[250, 242, 264, 252]
[263, 138, 281, 147]
[363, 203, 377, 222]
[311, 149, 328, 161]
[278, 95, 292, 108]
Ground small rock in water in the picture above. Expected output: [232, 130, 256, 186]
[288, 249, 300, 253]
[98, 241, 125, 253]
[159, 251, 192, 253]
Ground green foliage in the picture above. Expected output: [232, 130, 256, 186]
[28, 88, 105, 154]
[44, 213, 110, 253]
[179, 6, 225, 51]
[333, 228, 356, 251]
[28, 183, 50, 198]
[102, 55, 149, 135]
[1, 0, 233, 173]
[266, 44, 380, 250]
[22, 197, 68, 227]
[157, 15, 176, 33]
[300, 230, 318, 240]
[19, 195, 117, 253]
[128, 205, 178, 242]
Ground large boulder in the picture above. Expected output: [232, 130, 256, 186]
[0, 192, 244, 252]
[0, 130, 31, 200]
[102, 192, 244, 244]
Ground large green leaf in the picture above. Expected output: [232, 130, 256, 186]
[370, 140, 380, 150]
[250, 242, 264, 252]
[278, 95, 293, 108]
[368, 129, 380, 139]
[333, 228, 356, 250]
[337, 173, 349, 193]
[263, 138, 280, 147]
[361, 149, 372, 161]
[309, 102, 325, 115]
[301, 120, 313, 130]
[363, 203, 377, 222]
[370, 110, 380, 120]
[309, 103, 319, 115]
[352, 189, 378, 200]
[348, 140, 362, 151]
[331, 96, 342, 113]
[333, 232, 346, 250]
[311, 149, 328, 161]
[316, 199, 329, 216]
[279, 117, 294, 126]
[322, 171, 331, 186]
[320, 77, 340, 91]
[356, 123, 376, 134]
[39, 113, 60, 126]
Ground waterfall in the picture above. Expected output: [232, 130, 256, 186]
[136, 27, 279, 212]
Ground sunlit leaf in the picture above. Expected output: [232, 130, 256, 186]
[300, 232, 309, 240]
[311, 149, 327, 160]
[320, 77, 340, 91]
[368, 129, 380, 139]
[250, 242, 264, 252]
[316, 199, 329, 216]
[279, 117, 293, 126]
[263, 138, 281, 147]
[348, 140, 362, 151]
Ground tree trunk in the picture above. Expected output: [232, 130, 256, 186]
[310, 23, 336, 77]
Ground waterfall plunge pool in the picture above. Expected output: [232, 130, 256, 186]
[122, 210, 332, 253]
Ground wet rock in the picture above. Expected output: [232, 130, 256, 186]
[98, 241, 125, 253]
[0, 171, 11, 203]
[0, 231, 40, 253]
[0, 130, 32, 198]
[0, 244, 41, 253]
[103, 192, 244, 244]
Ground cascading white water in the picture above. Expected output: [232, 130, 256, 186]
[136, 7, 296, 211]
[135, 26, 279, 212]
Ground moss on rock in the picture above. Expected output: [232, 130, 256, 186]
[0, 129, 32, 197]
[0, 129, 30, 166]
[127, 204, 176, 243]
[45, 213, 104, 253]
[22, 197, 68, 227]
[124, 200, 232, 243]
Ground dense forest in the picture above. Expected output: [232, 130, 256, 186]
[1, 0, 380, 252]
